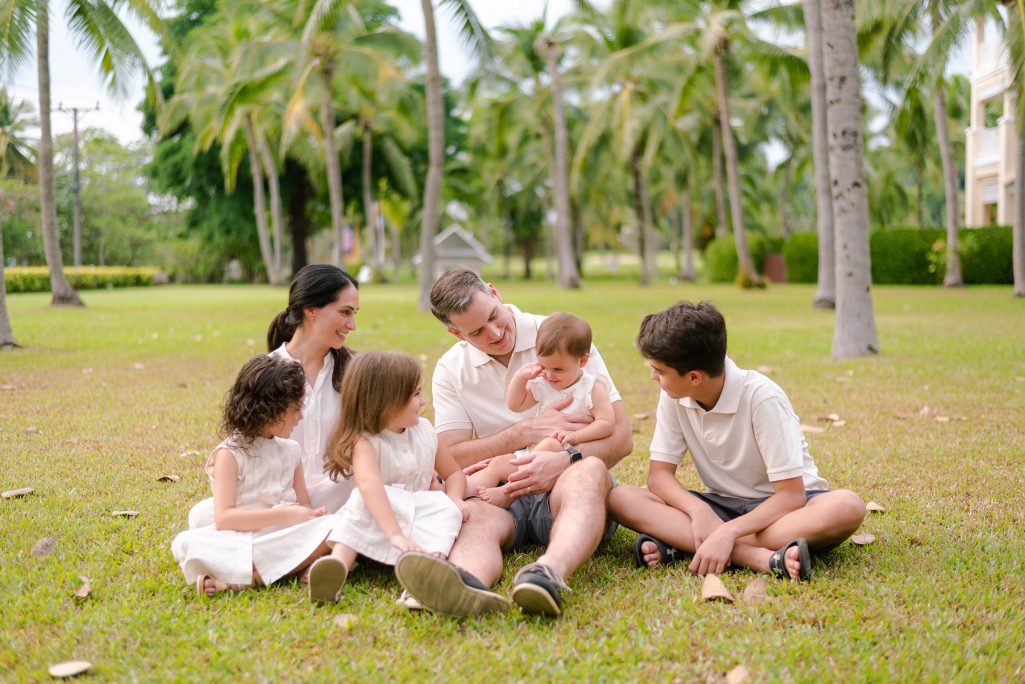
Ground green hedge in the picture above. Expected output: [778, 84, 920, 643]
[704, 234, 785, 283]
[4, 266, 160, 293]
[779, 226, 1014, 285]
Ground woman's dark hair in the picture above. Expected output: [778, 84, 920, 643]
[222, 355, 306, 446]
[266, 264, 359, 392]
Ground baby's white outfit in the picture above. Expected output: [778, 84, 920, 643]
[513, 371, 602, 456]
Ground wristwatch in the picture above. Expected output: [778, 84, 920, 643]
[564, 444, 583, 464]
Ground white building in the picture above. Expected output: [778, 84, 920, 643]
[965, 15, 1018, 226]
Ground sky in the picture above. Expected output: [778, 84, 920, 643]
[3, 0, 971, 147]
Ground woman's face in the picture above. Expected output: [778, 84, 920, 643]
[305, 287, 359, 350]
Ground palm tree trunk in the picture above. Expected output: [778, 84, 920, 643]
[286, 159, 310, 274]
[538, 37, 579, 289]
[418, 0, 443, 310]
[498, 179, 512, 279]
[243, 118, 278, 285]
[916, 169, 925, 228]
[1014, 120, 1025, 296]
[0, 217, 19, 348]
[805, 0, 836, 309]
[630, 150, 650, 286]
[254, 125, 285, 283]
[821, 0, 879, 357]
[361, 120, 385, 282]
[713, 38, 761, 286]
[932, 85, 962, 286]
[36, 8, 83, 306]
[681, 186, 696, 281]
[319, 65, 345, 270]
[712, 116, 729, 239]
[780, 157, 793, 239]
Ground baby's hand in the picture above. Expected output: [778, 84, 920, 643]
[551, 429, 576, 445]
[516, 362, 544, 380]
[389, 533, 426, 554]
[454, 498, 471, 522]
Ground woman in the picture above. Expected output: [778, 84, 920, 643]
[188, 265, 359, 529]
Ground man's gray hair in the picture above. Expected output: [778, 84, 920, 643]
[430, 268, 489, 326]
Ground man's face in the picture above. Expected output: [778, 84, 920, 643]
[647, 358, 694, 400]
[445, 288, 517, 358]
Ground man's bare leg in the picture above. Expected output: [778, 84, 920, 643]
[443, 499, 516, 586]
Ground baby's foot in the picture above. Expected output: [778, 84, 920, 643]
[477, 485, 513, 509]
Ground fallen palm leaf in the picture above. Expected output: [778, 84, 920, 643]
[832, 420, 847, 427]
[701, 574, 734, 602]
[179, 450, 200, 458]
[919, 405, 931, 416]
[31, 536, 56, 557]
[333, 613, 358, 631]
[24, 426, 40, 434]
[800, 424, 826, 434]
[132, 363, 145, 370]
[2, 487, 35, 499]
[726, 665, 751, 684]
[112, 510, 139, 518]
[866, 501, 885, 513]
[0, 383, 15, 391]
[826, 413, 840, 421]
[632, 413, 650, 420]
[81, 368, 93, 375]
[851, 533, 875, 546]
[48, 661, 92, 678]
[756, 365, 774, 374]
[742, 577, 768, 605]
[934, 416, 950, 423]
[73, 576, 92, 601]
[157, 475, 180, 483]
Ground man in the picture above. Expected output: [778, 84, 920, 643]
[394, 269, 632, 617]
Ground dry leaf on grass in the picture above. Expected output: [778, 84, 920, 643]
[742, 577, 769, 605]
[24, 426, 40, 434]
[726, 665, 751, 684]
[48, 661, 92, 678]
[81, 368, 93, 375]
[179, 450, 200, 459]
[111, 510, 139, 518]
[832, 420, 847, 427]
[2, 487, 35, 499]
[851, 533, 875, 546]
[834, 376, 851, 383]
[632, 413, 650, 421]
[1015, 376, 1025, 383]
[73, 576, 92, 601]
[934, 416, 951, 423]
[0, 383, 15, 391]
[800, 424, 826, 434]
[701, 574, 734, 602]
[333, 613, 358, 631]
[31, 536, 56, 557]
[246, 338, 256, 347]
[157, 475, 180, 483]
[866, 501, 885, 513]
[919, 405, 932, 417]
[756, 365, 774, 374]
[132, 363, 145, 370]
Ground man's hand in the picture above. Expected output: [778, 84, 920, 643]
[688, 524, 737, 576]
[503, 449, 568, 498]
[522, 397, 592, 444]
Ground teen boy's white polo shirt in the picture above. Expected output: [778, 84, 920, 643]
[649, 358, 828, 500]
[432, 305, 621, 439]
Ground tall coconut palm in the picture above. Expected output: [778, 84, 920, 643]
[417, 0, 490, 310]
[0, 89, 36, 348]
[0, 0, 164, 306]
[820, 0, 879, 357]
[1007, 0, 1024, 296]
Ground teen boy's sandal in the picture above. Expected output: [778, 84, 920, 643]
[768, 538, 812, 581]
[633, 534, 683, 568]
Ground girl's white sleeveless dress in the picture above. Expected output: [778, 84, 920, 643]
[328, 417, 462, 566]
[171, 436, 341, 586]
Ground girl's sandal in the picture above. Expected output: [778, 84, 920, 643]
[768, 538, 812, 581]
[308, 557, 348, 605]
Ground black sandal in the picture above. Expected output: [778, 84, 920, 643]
[768, 538, 812, 581]
[633, 534, 683, 568]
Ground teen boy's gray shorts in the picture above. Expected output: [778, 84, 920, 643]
[690, 489, 831, 522]
[507, 473, 619, 551]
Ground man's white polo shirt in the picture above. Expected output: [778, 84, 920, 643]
[649, 357, 827, 499]
[432, 305, 620, 439]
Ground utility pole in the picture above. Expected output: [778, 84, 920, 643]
[56, 102, 99, 266]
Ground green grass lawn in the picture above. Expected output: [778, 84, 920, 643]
[2, 281, 1024, 681]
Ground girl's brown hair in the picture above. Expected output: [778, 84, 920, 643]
[324, 351, 422, 480]
[222, 355, 306, 446]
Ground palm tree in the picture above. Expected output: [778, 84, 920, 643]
[0, 0, 163, 306]
[1004, 0, 1025, 295]
[820, 0, 879, 357]
[417, 0, 490, 310]
[0, 89, 36, 348]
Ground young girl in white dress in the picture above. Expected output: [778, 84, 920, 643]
[468, 312, 616, 508]
[171, 355, 342, 600]
[302, 351, 468, 605]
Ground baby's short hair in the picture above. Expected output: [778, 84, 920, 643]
[536, 312, 592, 358]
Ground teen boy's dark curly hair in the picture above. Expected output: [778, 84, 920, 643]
[221, 355, 305, 445]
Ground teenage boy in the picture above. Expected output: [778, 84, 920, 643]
[608, 301, 865, 580]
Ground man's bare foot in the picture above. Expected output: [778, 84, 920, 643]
[477, 485, 512, 509]
[196, 575, 251, 598]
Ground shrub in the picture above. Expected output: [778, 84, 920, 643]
[870, 228, 945, 284]
[959, 226, 1013, 284]
[704, 233, 782, 283]
[4, 266, 160, 293]
[783, 232, 819, 283]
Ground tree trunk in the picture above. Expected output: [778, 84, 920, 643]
[36, 9, 83, 306]
[498, 179, 512, 279]
[1014, 120, 1025, 296]
[286, 159, 310, 274]
[418, 0, 443, 310]
[538, 36, 579, 289]
[572, 201, 584, 275]
[931, 37, 962, 286]
[630, 151, 651, 286]
[0, 213, 20, 348]
[805, 0, 836, 309]
[713, 38, 761, 286]
[243, 118, 279, 285]
[361, 120, 385, 282]
[681, 186, 696, 281]
[254, 124, 285, 282]
[821, 0, 879, 357]
[712, 115, 729, 239]
[521, 239, 533, 280]
[916, 169, 925, 228]
[780, 157, 793, 239]
[319, 63, 345, 270]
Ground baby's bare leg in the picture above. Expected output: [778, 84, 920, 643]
[466, 453, 519, 495]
